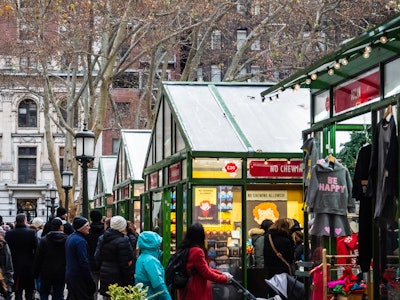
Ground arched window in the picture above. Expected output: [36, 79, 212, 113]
[18, 99, 37, 127]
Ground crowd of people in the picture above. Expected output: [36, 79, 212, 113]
[0, 209, 233, 300]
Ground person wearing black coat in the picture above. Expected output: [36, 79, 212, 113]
[86, 210, 104, 299]
[263, 218, 295, 296]
[32, 218, 68, 300]
[94, 216, 134, 298]
[5, 213, 37, 300]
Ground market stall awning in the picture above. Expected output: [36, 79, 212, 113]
[121, 129, 152, 181]
[261, 14, 400, 98]
[163, 82, 310, 154]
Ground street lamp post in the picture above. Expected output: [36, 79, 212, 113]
[74, 123, 95, 219]
[62, 169, 73, 214]
[46, 185, 58, 220]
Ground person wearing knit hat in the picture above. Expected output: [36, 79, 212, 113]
[110, 216, 127, 233]
[94, 215, 134, 298]
[72, 217, 89, 232]
[65, 216, 95, 299]
[56, 207, 74, 235]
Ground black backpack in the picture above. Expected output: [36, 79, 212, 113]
[165, 247, 190, 290]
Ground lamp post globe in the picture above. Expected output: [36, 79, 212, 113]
[62, 169, 73, 214]
[49, 185, 57, 219]
[74, 123, 95, 219]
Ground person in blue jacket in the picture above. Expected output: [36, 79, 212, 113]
[65, 217, 96, 300]
[135, 231, 171, 300]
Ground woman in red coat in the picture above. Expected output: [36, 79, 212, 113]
[177, 223, 231, 300]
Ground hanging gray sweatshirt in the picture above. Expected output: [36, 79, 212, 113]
[306, 158, 355, 215]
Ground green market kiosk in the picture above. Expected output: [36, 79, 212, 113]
[261, 13, 400, 300]
[142, 82, 311, 296]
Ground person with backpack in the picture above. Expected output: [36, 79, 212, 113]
[135, 231, 171, 300]
[176, 222, 232, 300]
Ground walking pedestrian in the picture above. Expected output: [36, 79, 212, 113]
[0, 231, 14, 300]
[95, 216, 134, 300]
[56, 207, 73, 235]
[86, 210, 104, 300]
[65, 217, 96, 300]
[135, 231, 172, 300]
[126, 220, 138, 274]
[176, 223, 232, 300]
[5, 213, 37, 300]
[33, 218, 68, 300]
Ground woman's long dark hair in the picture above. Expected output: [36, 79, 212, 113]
[178, 222, 207, 255]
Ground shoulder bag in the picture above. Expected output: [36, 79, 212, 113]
[268, 234, 295, 276]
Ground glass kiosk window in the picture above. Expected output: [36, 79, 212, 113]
[151, 192, 163, 233]
[193, 186, 242, 271]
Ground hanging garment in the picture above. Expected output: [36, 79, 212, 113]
[367, 115, 398, 222]
[352, 144, 372, 272]
[336, 233, 359, 266]
[301, 137, 319, 187]
[306, 158, 355, 237]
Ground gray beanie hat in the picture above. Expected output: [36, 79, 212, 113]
[110, 216, 127, 233]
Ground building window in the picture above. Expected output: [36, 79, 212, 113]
[251, 38, 261, 51]
[197, 68, 203, 81]
[237, 29, 247, 50]
[211, 30, 221, 50]
[112, 138, 120, 155]
[252, 1, 261, 15]
[211, 65, 222, 82]
[113, 71, 140, 88]
[250, 65, 261, 82]
[18, 99, 37, 127]
[18, 147, 37, 184]
[60, 99, 79, 127]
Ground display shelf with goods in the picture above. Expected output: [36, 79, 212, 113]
[170, 211, 177, 254]
[204, 212, 242, 269]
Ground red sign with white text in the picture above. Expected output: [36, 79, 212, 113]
[169, 163, 181, 183]
[149, 172, 158, 189]
[333, 70, 380, 114]
[249, 160, 302, 178]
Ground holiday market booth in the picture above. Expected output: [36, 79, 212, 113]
[141, 82, 310, 297]
[261, 13, 400, 300]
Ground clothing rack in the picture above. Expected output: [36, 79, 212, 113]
[321, 249, 367, 299]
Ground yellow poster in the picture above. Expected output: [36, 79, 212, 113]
[194, 187, 218, 224]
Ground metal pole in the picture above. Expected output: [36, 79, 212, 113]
[64, 187, 69, 214]
[82, 158, 89, 219]
[50, 198, 55, 218]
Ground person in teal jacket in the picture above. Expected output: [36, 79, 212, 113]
[135, 231, 172, 300]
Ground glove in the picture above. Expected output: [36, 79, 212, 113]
[222, 272, 233, 283]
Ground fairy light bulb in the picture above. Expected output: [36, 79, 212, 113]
[341, 57, 348, 66]
[334, 61, 341, 70]
[380, 35, 388, 44]
[311, 73, 317, 80]
[328, 68, 334, 76]
[365, 45, 372, 53]
[305, 77, 311, 85]
[363, 51, 370, 59]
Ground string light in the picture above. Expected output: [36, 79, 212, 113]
[294, 83, 300, 91]
[328, 68, 334, 76]
[363, 51, 370, 59]
[380, 33, 388, 44]
[334, 60, 341, 70]
[311, 73, 317, 80]
[341, 57, 348, 66]
[305, 77, 312, 84]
